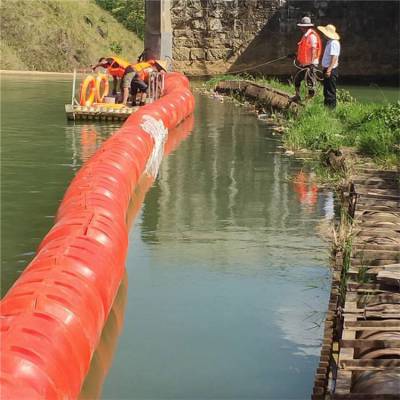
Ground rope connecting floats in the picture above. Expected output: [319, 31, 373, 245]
[194, 55, 288, 77]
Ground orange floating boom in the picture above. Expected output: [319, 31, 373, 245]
[0, 72, 195, 399]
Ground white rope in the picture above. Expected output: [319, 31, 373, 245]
[200, 55, 288, 77]
[141, 115, 168, 178]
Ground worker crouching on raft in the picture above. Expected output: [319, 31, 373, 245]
[92, 56, 137, 105]
[318, 24, 341, 108]
[292, 16, 322, 102]
[130, 59, 167, 106]
[91, 57, 167, 106]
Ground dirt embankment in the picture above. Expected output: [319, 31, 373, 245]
[0, 0, 143, 72]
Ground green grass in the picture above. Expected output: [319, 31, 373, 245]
[285, 94, 400, 166]
[0, 0, 143, 72]
[206, 74, 399, 165]
[255, 77, 295, 95]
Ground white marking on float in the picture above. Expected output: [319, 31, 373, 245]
[141, 115, 168, 178]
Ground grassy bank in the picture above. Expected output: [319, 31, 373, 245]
[285, 92, 399, 167]
[206, 75, 399, 166]
[0, 0, 143, 72]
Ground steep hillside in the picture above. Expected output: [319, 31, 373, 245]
[0, 0, 143, 72]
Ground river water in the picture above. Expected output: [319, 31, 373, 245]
[2, 74, 341, 399]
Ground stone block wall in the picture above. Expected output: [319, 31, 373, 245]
[171, 0, 283, 75]
[171, 0, 399, 80]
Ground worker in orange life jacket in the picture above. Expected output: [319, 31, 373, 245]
[92, 56, 136, 105]
[130, 60, 167, 106]
[291, 16, 322, 102]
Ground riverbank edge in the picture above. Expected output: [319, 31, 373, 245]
[202, 79, 399, 397]
[0, 69, 94, 76]
[203, 79, 347, 173]
[208, 78, 399, 168]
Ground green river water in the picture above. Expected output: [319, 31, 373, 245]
[1, 74, 394, 399]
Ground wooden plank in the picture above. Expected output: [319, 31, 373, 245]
[352, 243, 400, 251]
[344, 325, 400, 331]
[345, 320, 400, 328]
[335, 370, 353, 393]
[351, 259, 400, 267]
[340, 358, 400, 370]
[356, 199, 399, 207]
[340, 339, 400, 348]
[357, 293, 400, 305]
[377, 270, 400, 285]
[347, 282, 393, 292]
[333, 394, 400, 400]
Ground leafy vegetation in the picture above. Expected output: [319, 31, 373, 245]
[285, 94, 400, 166]
[95, 0, 145, 40]
[0, 0, 143, 72]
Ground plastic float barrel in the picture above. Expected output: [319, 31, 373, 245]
[0, 71, 195, 399]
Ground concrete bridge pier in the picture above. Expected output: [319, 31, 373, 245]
[144, 0, 172, 62]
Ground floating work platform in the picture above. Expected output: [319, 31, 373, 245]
[65, 103, 139, 121]
[65, 69, 165, 122]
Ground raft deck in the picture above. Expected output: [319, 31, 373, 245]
[65, 104, 139, 121]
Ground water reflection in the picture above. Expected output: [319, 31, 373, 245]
[102, 94, 332, 399]
[140, 96, 333, 263]
[80, 272, 129, 400]
[293, 171, 318, 210]
[63, 123, 120, 170]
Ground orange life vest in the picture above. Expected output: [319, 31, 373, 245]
[296, 29, 322, 66]
[107, 56, 132, 78]
[133, 61, 156, 82]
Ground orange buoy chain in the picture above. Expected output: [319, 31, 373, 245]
[0, 72, 195, 399]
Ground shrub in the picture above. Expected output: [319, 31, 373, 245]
[96, 0, 145, 40]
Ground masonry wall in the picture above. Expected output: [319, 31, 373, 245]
[171, 0, 399, 80]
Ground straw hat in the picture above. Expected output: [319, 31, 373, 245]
[317, 24, 340, 40]
[297, 16, 314, 27]
[155, 60, 168, 71]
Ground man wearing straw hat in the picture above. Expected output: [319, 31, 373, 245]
[292, 16, 322, 102]
[318, 24, 341, 108]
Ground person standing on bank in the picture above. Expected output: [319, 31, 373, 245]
[292, 16, 322, 102]
[317, 24, 341, 108]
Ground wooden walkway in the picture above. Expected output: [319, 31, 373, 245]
[313, 164, 400, 399]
